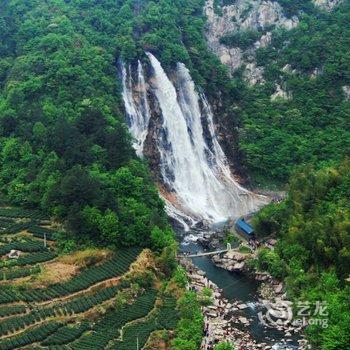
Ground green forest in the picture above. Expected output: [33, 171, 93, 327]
[0, 2, 221, 347]
[235, 2, 350, 183]
[0, 0, 185, 249]
[254, 160, 350, 349]
[235, 3, 350, 349]
[0, 0, 349, 349]
[0, 0, 240, 246]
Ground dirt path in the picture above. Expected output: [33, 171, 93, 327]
[38, 276, 120, 306]
[0, 282, 121, 341]
[0, 276, 120, 324]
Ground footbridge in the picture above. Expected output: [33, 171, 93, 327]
[181, 243, 236, 258]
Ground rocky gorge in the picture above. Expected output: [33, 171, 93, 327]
[180, 255, 309, 350]
[181, 229, 314, 347]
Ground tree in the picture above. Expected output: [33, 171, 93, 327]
[254, 160, 350, 348]
[151, 226, 174, 251]
[172, 291, 204, 350]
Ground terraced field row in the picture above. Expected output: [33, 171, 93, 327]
[0, 247, 141, 304]
[0, 221, 58, 283]
[27, 227, 57, 241]
[110, 295, 179, 350]
[0, 239, 48, 256]
[0, 251, 57, 269]
[0, 265, 41, 282]
[70, 289, 158, 350]
[41, 322, 90, 346]
[0, 290, 179, 349]
[0, 219, 14, 231]
[51, 292, 177, 350]
[0, 285, 121, 337]
[0, 276, 179, 349]
[0, 242, 152, 349]
[0, 207, 55, 239]
[2, 222, 36, 235]
[0, 207, 180, 349]
[0, 322, 63, 350]
[0, 208, 47, 221]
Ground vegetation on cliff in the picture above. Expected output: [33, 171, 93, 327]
[0, 0, 177, 248]
[254, 160, 350, 349]
[0, 2, 207, 347]
[217, 2, 350, 348]
[1, 1, 349, 349]
[235, 2, 350, 183]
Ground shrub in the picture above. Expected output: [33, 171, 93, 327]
[257, 248, 285, 279]
[215, 341, 236, 350]
[198, 287, 213, 306]
[220, 30, 262, 50]
[172, 291, 204, 349]
[173, 266, 188, 288]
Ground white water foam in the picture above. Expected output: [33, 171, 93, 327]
[121, 54, 267, 229]
[121, 61, 150, 156]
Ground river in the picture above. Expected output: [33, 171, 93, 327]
[180, 238, 300, 349]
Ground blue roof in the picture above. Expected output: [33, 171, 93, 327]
[236, 219, 254, 235]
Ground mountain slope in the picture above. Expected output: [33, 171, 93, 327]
[205, 0, 350, 183]
[0, 0, 171, 247]
[254, 160, 350, 349]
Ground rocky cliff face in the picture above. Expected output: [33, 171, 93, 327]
[313, 0, 343, 11]
[205, 0, 343, 85]
[205, 0, 298, 84]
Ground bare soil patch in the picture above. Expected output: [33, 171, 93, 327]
[36, 261, 79, 286]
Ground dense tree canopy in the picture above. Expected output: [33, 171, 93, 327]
[0, 1, 349, 349]
[0, 0, 176, 248]
[217, 3, 350, 349]
[254, 160, 350, 349]
[233, 2, 350, 184]
[0, 0, 246, 248]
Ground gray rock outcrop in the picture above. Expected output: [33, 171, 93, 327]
[313, 0, 343, 11]
[204, 0, 298, 84]
[342, 85, 350, 100]
[204, 0, 342, 84]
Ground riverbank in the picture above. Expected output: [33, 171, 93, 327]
[180, 236, 309, 349]
[208, 247, 308, 348]
[180, 257, 265, 350]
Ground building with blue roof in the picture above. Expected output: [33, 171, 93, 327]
[235, 218, 255, 238]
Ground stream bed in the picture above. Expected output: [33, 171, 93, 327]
[180, 239, 300, 349]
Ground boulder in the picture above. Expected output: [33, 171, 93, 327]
[238, 317, 249, 324]
[211, 254, 221, 264]
[226, 251, 247, 261]
[233, 262, 245, 270]
[255, 273, 270, 281]
[274, 283, 283, 294]
[209, 239, 221, 249]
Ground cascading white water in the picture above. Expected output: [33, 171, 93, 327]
[121, 61, 150, 156]
[122, 53, 267, 229]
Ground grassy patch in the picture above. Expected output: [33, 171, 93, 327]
[58, 248, 112, 268]
[239, 245, 252, 254]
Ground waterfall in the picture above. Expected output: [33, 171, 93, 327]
[121, 61, 150, 156]
[121, 53, 267, 229]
